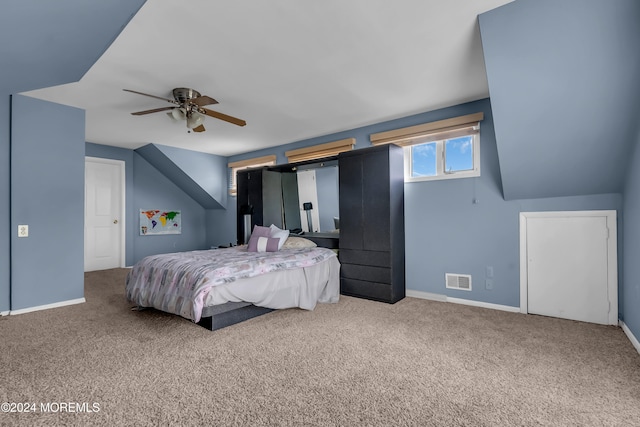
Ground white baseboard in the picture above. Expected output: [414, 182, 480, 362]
[406, 290, 447, 302]
[620, 321, 640, 355]
[406, 289, 520, 313]
[9, 298, 86, 315]
[1, 310, 9, 316]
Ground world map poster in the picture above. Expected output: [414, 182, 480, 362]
[140, 209, 181, 235]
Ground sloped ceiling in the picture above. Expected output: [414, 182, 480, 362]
[22, 0, 512, 157]
[479, 0, 640, 200]
[0, 0, 145, 94]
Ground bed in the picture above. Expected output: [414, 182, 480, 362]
[125, 235, 340, 330]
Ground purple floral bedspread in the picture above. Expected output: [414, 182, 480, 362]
[125, 246, 336, 322]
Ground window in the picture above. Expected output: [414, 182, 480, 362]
[227, 155, 276, 196]
[405, 133, 479, 181]
[369, 112, 483, 182]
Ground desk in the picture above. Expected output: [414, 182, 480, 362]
[302, 232, 339, 249]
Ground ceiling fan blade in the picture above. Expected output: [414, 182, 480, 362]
[131, 107, 175, 115]
[192, 124, 206, 133]
[123, 89, 178, 105]
[190, 95, 218, 106]
[201, 108, 247, 127]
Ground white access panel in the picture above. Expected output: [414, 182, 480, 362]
[520, 211, 617, 325]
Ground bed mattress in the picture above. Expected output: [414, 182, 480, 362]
[126, 246, 340, 323]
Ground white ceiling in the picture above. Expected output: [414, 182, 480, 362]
[24, 0, 512, 157]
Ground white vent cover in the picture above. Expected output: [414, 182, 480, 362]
[445, 273, 472, 291]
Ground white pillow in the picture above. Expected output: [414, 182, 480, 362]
[281, 236, 317, 249]
[269, 224, 290, 250]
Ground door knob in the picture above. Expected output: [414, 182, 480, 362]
[113, 220, 118, 224]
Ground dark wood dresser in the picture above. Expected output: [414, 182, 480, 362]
[338, 144, 405, 303]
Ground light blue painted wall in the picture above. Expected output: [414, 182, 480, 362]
[136, 144, 226, 209]
[479, 0, 640, 200]
[154, 144, 228, 209]
[87, 143, 228, 260]
[132, 153, 208, 262]
[220, 98, 624, 309]
[207, 208, 237, 249]
[0, 0, 146, 94]
[622, 123, 640, 341]
[0, 98, 9, 312]
[0, 0, 145, 313]
[404, 101, 622, 308]
[11, 95, 85, 310]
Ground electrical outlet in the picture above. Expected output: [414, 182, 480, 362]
[485, 279, 493, 290]
[486, 266, 494, 278]
[18, 225, 29, 237]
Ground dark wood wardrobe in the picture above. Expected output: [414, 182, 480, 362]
[338, 144, 405, 303]
[236, 168, 288, 244]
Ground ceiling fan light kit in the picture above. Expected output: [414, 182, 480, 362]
[169, 108, 186, 121]
[124, 87, 246, 133]
[186, 112, 205, 129]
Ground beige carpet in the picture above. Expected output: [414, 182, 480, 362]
[1, 268, 639, 426]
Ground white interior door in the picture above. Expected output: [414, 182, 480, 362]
[85, 157, 124, 271]
[520, 211, 617, 325]
[297, 170, 320, 232]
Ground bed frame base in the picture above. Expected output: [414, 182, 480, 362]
[197, 302, 275, 331]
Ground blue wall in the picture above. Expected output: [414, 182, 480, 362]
[479, 0, 640, 200]
[154, 144, 228, 209]
[222, 98, 624, 309]
[622, 123, 640, 340]
[404, 101, 622, 307]
[0, 98, 9, 312]
[207, 207, 237, 248]
[11, 95, 85, 310]
[0, 0, 145, 312]
[86, 143, 210, 264]
[132, 153, 208, 260]
[0, 1, 146, 94]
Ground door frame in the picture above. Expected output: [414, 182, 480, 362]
[519, 210, 618, 324]
[85, 156, 126, 269]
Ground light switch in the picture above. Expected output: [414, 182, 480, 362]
[18, 225, 28, 237]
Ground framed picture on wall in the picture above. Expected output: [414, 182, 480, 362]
[140, 209, 181, 235]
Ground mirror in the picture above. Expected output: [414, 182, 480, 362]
[281, 172, 301, 230]
[270, 160, 339, 234]
[315, 166, 340, 232]
[300, 166, 339, 232]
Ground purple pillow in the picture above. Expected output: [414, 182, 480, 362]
[247, 225, 279, 252]
[248, 236, 280, 252]
[251, 225, 271, 238]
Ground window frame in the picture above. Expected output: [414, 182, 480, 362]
[404, 132, 480, 182]
[369, 112, 483, 183]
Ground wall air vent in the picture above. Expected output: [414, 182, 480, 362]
[445, 273, 472, 291]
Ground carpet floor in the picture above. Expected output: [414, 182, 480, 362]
[1, 268, 639, 426]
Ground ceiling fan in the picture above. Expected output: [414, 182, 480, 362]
[123, 88, 246, 133]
